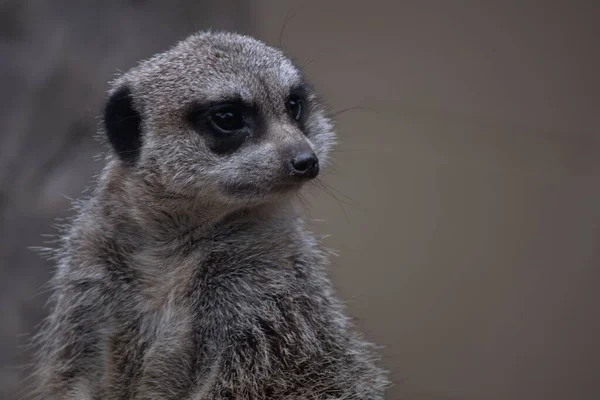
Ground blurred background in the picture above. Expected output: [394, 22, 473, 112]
[1, 1, 599, 399]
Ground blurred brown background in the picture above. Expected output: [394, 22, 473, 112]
[1, 1, 599, 399]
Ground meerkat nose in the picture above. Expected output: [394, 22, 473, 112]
[289, 151, 320, 179]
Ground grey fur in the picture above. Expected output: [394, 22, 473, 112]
[31, 31, 389, 399]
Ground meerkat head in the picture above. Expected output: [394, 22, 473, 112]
[102, 31, 335, 210]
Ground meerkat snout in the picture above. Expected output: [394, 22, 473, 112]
[289, 150, 319, 179]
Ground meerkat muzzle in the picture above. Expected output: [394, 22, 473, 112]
[288, 151, 320, 179]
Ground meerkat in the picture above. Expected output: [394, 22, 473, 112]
[31, 31, 389, 399]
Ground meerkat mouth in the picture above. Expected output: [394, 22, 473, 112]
[223, 180, 303, 197]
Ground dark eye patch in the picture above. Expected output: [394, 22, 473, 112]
[286, 96, 303, 121]
[211, 107, 245, 132]
[286, 84, 309, 127]
[186, 98, 259, 154]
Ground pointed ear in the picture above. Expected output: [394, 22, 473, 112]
[103, 86, 142, 165]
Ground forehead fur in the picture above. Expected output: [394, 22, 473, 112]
[111, 32, 302, 115]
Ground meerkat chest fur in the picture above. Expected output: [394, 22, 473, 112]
[33, 31, 388, 400]
[130, 214, 327, 333]
[105, 210, 352, 398]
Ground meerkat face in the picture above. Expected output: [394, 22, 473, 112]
[103, 32, 335, 208]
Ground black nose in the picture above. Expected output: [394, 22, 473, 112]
[289, 152, 319, 179]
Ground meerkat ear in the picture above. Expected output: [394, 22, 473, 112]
[103, 86, 142, 165]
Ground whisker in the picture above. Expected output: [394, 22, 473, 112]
[295, 191, 312, 216]
[311, 180, 350, 221]
[330, 106, 380, 119]
[300, 50, 331, 68]
[278, 7, 296, 48]
[315, 178, 362, 208]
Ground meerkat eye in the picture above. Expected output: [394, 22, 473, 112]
[210, 108, 246, 133]
[286, 96, 304, 121]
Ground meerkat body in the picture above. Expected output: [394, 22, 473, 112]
[33, 32, 389, 399]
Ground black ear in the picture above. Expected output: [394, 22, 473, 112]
[103, 86, 142, 165]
